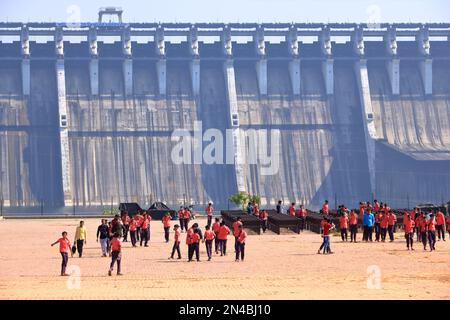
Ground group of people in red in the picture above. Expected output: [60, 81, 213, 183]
[316, 199, 450, 254]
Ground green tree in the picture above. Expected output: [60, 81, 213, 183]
[229, 192, 249, 210]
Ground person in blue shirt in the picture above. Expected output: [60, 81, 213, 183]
[363, 209, 375, 242]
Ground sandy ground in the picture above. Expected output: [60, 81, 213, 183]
[0, 217, 449, 300]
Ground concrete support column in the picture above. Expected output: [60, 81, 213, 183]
[156, 60, 166, 96]
[254, 25, 267, 96]
[55, 59, 72, 204]
[255, 59, 268, 96]
[223, 59, 246, 192]
[289, 59, 301, 95]
[89, 59, 99, 96]
[419, 59, 433, 95]
[355, 59, 377, 195]
[288, 24, 301, 95]
[417, 27, 432, 95]
[320, 26, 333, 95]
[322, 59, 334, 95]
[190, 59, 200, 96]
[21, 25, 30, 96]
[21, 59, 30, 96]
[155, 25, 166, 96]
[386, 59, 400, 95]
[123, 59, 133, 96]
[384, 26, 399, 95]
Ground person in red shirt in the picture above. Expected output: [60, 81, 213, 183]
[169, 224, 182, 259]
[317, 218, 334, 254]
[203, 225, 215, 261]
[217, 221, 231, 256]
[183, 207, 191, 231]
[129, 217, 138, 247]
[339, 213, 349, 242]
[235, 225, 247, 262]
[374, 210, 383, 242]
[206, 203, 214, 227]
[108, 232, 122, 276]
[387, 211, 397, 242]
[211, 218, 221, 254]
[260, 209, 269, 233]
[297, 205, 307, 232]
[322, 200, 329, 215]
[252, 202, 260, 217]
[162, 212, 172, 243]
[415, 213, 423, 242]
[288, 203, 296, 217]
[51, 231, 71, 276]
[380, 213, 389, 242]
[189, 229, 201, 262]
[134, 210, 143, 241]
[419, 213, 428, 250]
[177, 207, 185, 232]
[359, 202, 366, 218]
[447, 216, 450, 238]
[349, 210, 358, 242]
[373, 200, 380, 214]
[427, 214, 437, 251]
[233, 217, 243, 253]
[140, 213, 151, 247]
[121, 211, 130, 242]
[435, 210, 446, 241]
[403, 213, 415, 250]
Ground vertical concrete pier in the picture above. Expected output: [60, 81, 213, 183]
[320, 27, 333, 95]
[88, 27, 99, 96]
[189, 26, 200, 96]
[254, 25, 267, 96]
[384, 26, 400, 95]
[122, 27, 133, 96]
[288, 25, 301, 95]
[417, 26, 432, 95]
[155, 25, 166, 96]
[21, 26, 30, 96]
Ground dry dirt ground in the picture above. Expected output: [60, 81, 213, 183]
[0, 217, 449, 300]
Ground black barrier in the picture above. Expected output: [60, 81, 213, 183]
[147, 202, 176, 220]
[220, 210, 261, 234]
[119, 203, 142, 217]
[265, 209, 302, 234]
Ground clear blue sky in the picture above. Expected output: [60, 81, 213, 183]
[0, 0, 449, 23]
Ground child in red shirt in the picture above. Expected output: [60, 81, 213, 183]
[349, 210, 358, 243]
[217, 221, 230, 256]
[51, 231, 71, 276]
[339, 213, 349, 242]
[212, 218, 221, 254]
[260, 210, 269, 233]
[169, 224, 182, 259]
[189, 229, 201, 262]
[403, 213, 415, 250]
[162, 212, 172, 243]
[317, 218, 334, 254]
[235, 225, 247, 262]
[203, 225, 215, 261]
[108, 232, 122, 276]
[129, 218, 137, 247]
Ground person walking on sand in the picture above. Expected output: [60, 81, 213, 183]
[51, 231, 71, 276]
[218, 221, 231, 256]
[404, 213, 415, 251]
[140, 213, 151, 247]
[178, 206, 185, 232]
[349, 210, 358, 243]
[232, 217, 243, 253]
[297, 205, 307, 232]
[435, 210, 446, 241]
[74, 221, 87, 258]
[129, 216, 138, 247]
[317, 218, 334, 254]
[96, 219, 109, 257]
[387, 211, 397, 242]
[121, 211, 130, 242]
[427, 214, 437, 251]
[189, 229, 201, 262]
[235, 224, 247, 262]
[203, 225, 215, 261]
[260, 209, 269, 233]
[212, 217, 221, 254]
[205, 203, 214, 227]
[108, 232, 123, 276]
[169, 224, 182, 260]
[162, 212, 171, 243]
[339, 212, 348, 242]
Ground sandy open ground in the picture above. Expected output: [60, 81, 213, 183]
[0, 217, 449, 300]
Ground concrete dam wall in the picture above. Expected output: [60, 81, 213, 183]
[0, 23, 449, 210]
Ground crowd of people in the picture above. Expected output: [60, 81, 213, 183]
[50, 199, 449, 276]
